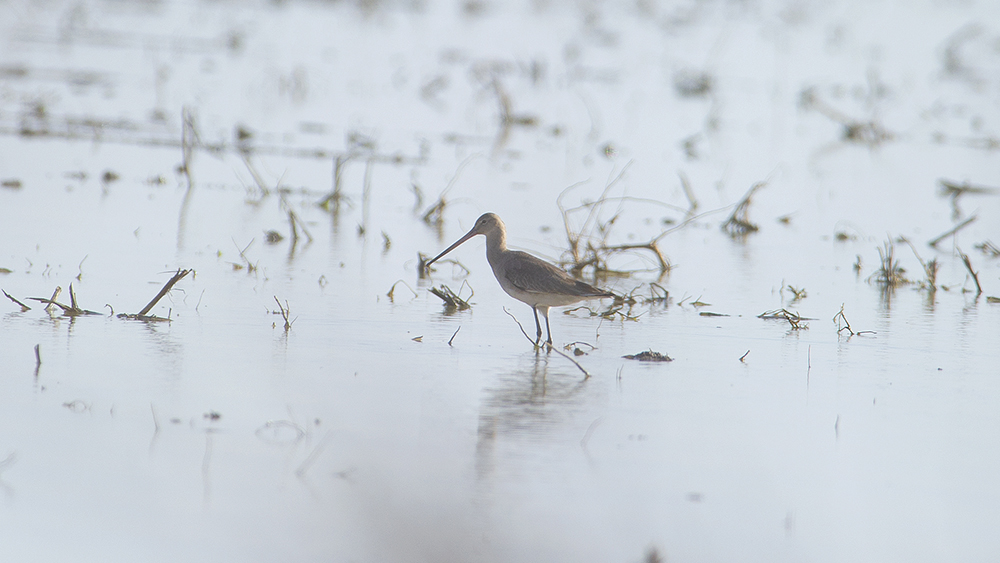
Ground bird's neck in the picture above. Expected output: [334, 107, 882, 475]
[485, 230, 507, 261]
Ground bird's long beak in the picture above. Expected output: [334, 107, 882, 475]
[424, 227, 480, 269]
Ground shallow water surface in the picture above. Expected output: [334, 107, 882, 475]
[1, 1, 999, 561]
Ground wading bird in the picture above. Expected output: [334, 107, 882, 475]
[424, 213, 615, 346]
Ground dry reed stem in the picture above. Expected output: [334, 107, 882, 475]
[928, 215, 977, 248]
[900, 237, 938, 289]
[29, 284, 99, 316]
[3, 289, 30, 311]
[137, 269, 192, 317]
[958, 249, 982, 295]
[722, 181, 766, 238]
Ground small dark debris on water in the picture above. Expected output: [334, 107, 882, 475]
[674, 69, 714, 98]
[264, 230, 284, 244]
[1, 179, 22, 189]
[986, 296, 1000, 304]
[623, 350, 674, 362]
[699, 311, 728, 317]
[0, 267, 14, 274]
[204, 411, 222, 421]
[565, 341, 595, 356]
[101, 170, 120, 184]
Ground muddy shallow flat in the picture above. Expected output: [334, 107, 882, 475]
[1, 1, 999, 561]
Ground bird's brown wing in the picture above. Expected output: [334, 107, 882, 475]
[503, 251, 612, 297]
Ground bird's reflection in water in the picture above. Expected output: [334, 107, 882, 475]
[475, 349, 596, 484]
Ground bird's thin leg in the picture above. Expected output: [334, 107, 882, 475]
[532, 306, 543, 345]
[542, 307, 553, 345]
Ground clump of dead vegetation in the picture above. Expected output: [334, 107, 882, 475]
[757, 308, 810, 330]
[4, 269, 193, 322]
[622, 350, 673, 362]
[428, 282, 473, 312]
[867, 238, 909, 289]
[722, 182, 766, 238]
[832, 304, 876, 337]
[554, 165, 764, 280]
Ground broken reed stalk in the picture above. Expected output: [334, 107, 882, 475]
[3, 289, 31, 311]
[928, 215, 977, 248]
[833, 304, 854, 335]
[957, 249, 982, 295]
[274, 296, 293, 330]
[429, 284, 472, 310]
[900, 237, 938, 289]
[180, 106, 199, 188]
[938, 179, 999, 197]
[28, 284, 99, 315]
[318, 154, 352, 211]
[679, 171, 698, 217]
[138, 269, 192, 316]
[832, 304, 875, 336]
[722, 181, 766, 238]
[45, 286, 61, 313]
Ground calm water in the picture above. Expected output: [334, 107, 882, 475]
[1, 1, 999, 561]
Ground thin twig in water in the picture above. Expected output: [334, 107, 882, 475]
[448, 326, 461, 346]
[928, 216, 976, 248]
[139, 269, 192, 317]
[832, 304, 875, 336]
[274, 296, 294, 330]
[386, 280, 418, 301]
[115, 269, 191, 321]
[3, 289, 30, 311]
[502, 307, 591, 378]
[900, 237, 938, 290]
